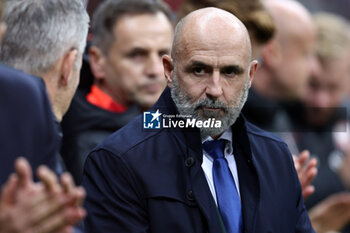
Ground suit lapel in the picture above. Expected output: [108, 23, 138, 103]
[188, 144, 226, 233]
[172, 127, 226, 233]
[232, 116, 260, 233]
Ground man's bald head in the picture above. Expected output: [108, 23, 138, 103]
[264, 0, 315, 46]
[255, 0, 316, 101]
[171, 7, 252, 63]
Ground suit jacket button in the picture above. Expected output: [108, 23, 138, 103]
[185, 157, 195, 167]
[186, 190, 195, 201]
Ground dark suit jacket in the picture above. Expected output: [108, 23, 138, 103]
[83, 87, 314, 233]
[0, 63, 59, 185]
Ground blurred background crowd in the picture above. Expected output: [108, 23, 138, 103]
[0, 0, 350, 232]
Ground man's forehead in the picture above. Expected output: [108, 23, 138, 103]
[177, 36, 251, 66]
[182, 54, 248, 69]
[112, 13, 173, 50]
[183, 23, 247, 46]
[113, 12, 173, 38]
[117, 35, 172, 53]
[178, 26, 251, 63]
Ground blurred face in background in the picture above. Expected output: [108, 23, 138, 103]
[273, 26, 316, 100]
[262, 0, 317, 101]
[303, 53, 350, 126]
[91, 12, 173, 110]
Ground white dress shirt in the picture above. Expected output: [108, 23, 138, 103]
[201, 127, 241, 205]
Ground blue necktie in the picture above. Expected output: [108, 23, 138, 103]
[203, 140, 243, 233]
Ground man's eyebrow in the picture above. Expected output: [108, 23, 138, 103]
[221, 65, 245, 74]
[125, 47, 148, 56]
[159, 48, 170, 54]
[184, 61, 211, 71]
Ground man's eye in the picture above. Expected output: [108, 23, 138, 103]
[223, 67, 236, 77]
[127, 50, 147, 61]
[130, 52, 144, 58]
[193, 67, 205, 75]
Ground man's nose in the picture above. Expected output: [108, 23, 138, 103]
[205, 71, 223, 99]
[309, 55, 321, 78]
[145, 53, 163, 78]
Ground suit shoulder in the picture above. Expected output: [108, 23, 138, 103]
[91, 115, 165, 156]
[0, 63, 45, 95]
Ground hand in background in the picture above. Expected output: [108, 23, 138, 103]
[309, 192, 350, 233]
[0, 157, 86, 233]
[338, 145, 350, 189]
[293, 150, 318, 200]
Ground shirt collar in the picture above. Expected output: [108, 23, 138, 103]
[202, 127, 233, 155]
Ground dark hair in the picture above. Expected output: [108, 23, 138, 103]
[91, 0, 173, 54]
[0, 0, 4, 21]
[178, 0, 275, 45]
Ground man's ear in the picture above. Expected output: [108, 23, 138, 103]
[248, 60, 259, 88]
[61, 49, 77, 86]
[261, 38, 282, 69]
[162, 55, 174, 88]
[89, 46, 106, 81]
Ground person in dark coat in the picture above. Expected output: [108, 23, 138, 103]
[61, 0, 173, 184]
[0, 27, 85, 233]
[0, 0, 89, 176]
[0, 0, 90, 232]
[83, 7, 314, 233]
